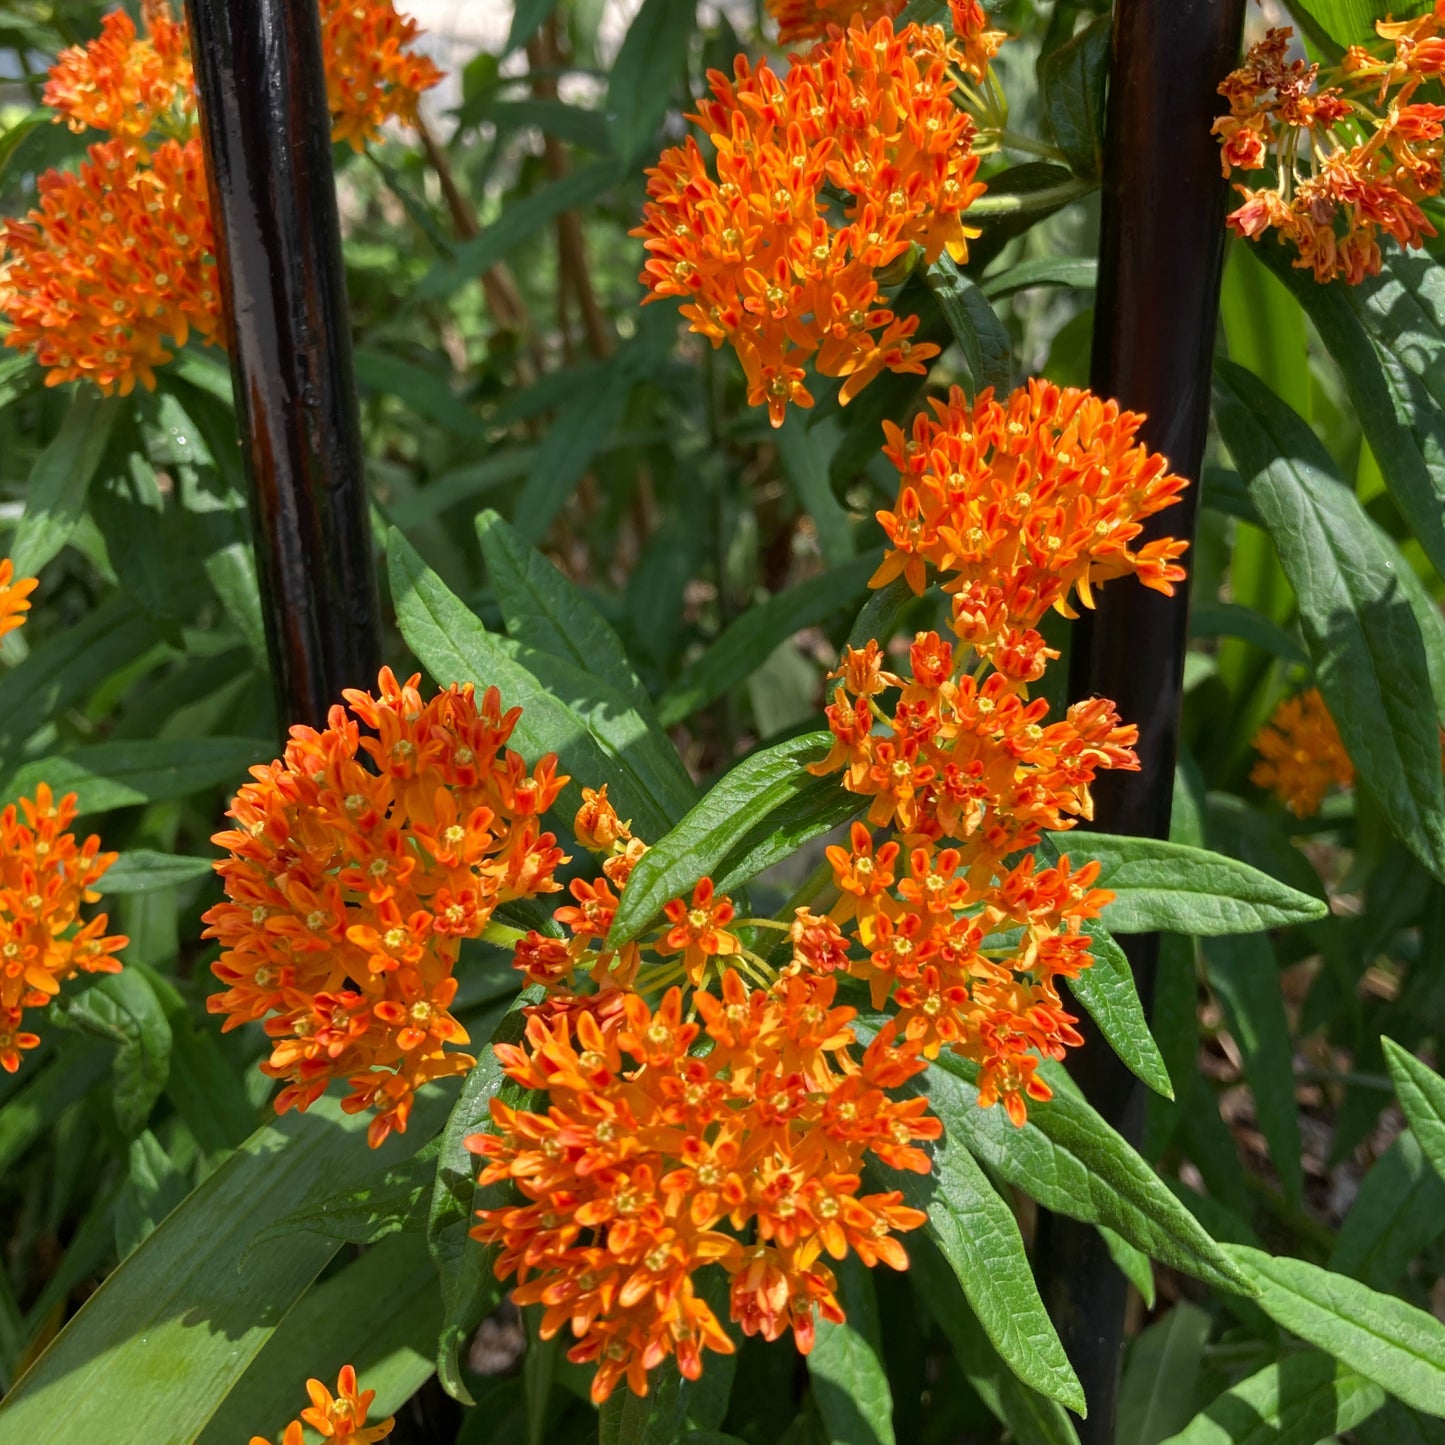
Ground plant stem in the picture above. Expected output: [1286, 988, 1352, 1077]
[967, 177, 1095, 216]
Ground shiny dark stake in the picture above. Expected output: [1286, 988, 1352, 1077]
[185, 0, 382, 730]
[1032, 1, 1247, 1438]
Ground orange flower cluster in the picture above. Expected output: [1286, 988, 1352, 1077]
[249, 1365, 393, 1445]
[768, 0, 1004, 79]
[1250, 687, 1355, 818]
[870, 380, 1189, 682]
[804, 381, 1190, 1119]
[0, 560, 39, 640]
[469, 974, 937, 1402]
[635, 15, 988, 425]
[1215, 13, 1445, 283]
[1, 0, 442, 393]
[0, 784, 127, 1073]
[204, 668, 568, 1148]
[0, 137, 220, 395]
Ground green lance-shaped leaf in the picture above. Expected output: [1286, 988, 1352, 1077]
[911, 1047, 1253, 1294]
[910, 1236, 1081, 1445]
[1214, 359, 1445, 881]
[1042, 831, 1327, 935]
[606, 0, 696, 161]
[1330, 1129, 1445, 1291]
[607, 733, 859, 948]
[874, 1075, 1084, 1414]
[808, 1256, 897, 1445]
[1202, 933, 1304, 1208]
[1067, 919, 1173, 1100]
[1384, 1037, 1445, 1184]
[1117, 1302, 1213, 1445]
[9, 390, 122, 578]
[1226, 1244, 1445, 1415]
[980, 257, 1098, 300]
[476, 508, 659, 727]
[924, 257, 1013, 399]
[0, 1092, 447, 1445]
[388, 529, 688, 838]
[101, 851, 217, 895]
[1, 737, 270, 817]
[657, 553, 881, 728]
[1158, 1350, 1385, 1445]
[1040, 14, 1111, 179]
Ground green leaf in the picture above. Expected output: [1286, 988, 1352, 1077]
[1117, 1302, 1212, 1445]
[415, 161, 623, 301]
[1158, 1351, 1385, 1445]
[980, 257, 1097, 300]
[1292, 0, 1431, 48]
[712, 772, 864, 898]
[252, 1140, 438, 1251]
[606, 732, 840, 947]
[428, 994, 539, 1403]
[1226, 1244, 1445, 1415]
[775, 414, 856, 566]
[1384, 1037, 1445, 1183]
[809, 1255, 897, 1445]
[196, 1230, 440, 1443]
[354, 348, 489, 440]
[1354, 1398, 1445, 1445]
[1, 737, 269, 817]
[657, 554, 880, 727]
[0, 110, 48, 190]
[924, 257, 1013, 399]
[388, 530, 686, 838]
[1330, 1130, 1445, 1290]
[513, 372, 633, 541]
[1202, 934, 1304, 1208]
[476, 508, 658, 725]
[387, 450, 536, 530]
[1101, 1227, 1156, 1310]
[875, 1084, 1084, 1414]
[909, 1237, 1081, 1445]
[507, 0, 558, 50]
[962, 163, 1090, 273]
[1067, 921, 1173, 1099]
[0, 597, 161, 761]
[1049, 832, 1328, 935]
[1040, 15, 1111, 179]
[9, 391, 122, 578]
[916, 1048, 1252, 1295]
[1189, 600, 1307, 666]
[113, 1129, 191, 1260]
[101, 851, 217, 894]
[0, 1042, 110, 1176]
[1214, 359, 1445, 879]
[606, 0, 695, 160]
[0, 1092, 446, 1445]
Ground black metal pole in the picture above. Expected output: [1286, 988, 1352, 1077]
[1033, 1, 1246, 1436]
[185, 0, 382, 728]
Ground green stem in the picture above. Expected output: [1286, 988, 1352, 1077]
[969, 178, 1096, 217]
[982, 129, 1070, 164]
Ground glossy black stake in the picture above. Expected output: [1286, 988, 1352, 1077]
[185, 0, 381, 730]
[1032, 0, 1247, 1438]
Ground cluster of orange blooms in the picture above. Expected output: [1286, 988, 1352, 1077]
[801, 379, 1187, 1118]
[203, 668, 569, 1149]
[767, 0, 1003, 59]
[635, 8, 1002, 426]
[0, 0, 441, 395]
[249, 1365, 392, 1445]
[0, 568, 129, 1075]
[1214, 10, 1445, 284]
[1250, 687, 1356, 818]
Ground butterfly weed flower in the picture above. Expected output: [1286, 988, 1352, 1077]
[635, 14, 987, 425]
[0, 561, 39, 640]
[204, 668, 569, 1148]
[0, 784, 127, 1074]
[248, 1364, 394, 1445]
[768, 0, 1005, 81]
[1251, 687, 1355, 818]
[1215, 11, 1445, 283]
[321, 0, 444, 152]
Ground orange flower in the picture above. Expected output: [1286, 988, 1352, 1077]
[321, 0, 444, 152]
[1215, 14, 1445, 283]
[768, 0, 1004, 79]
[657, 877, 742, 987]
[635, 15, 986, 424]
[0, 136, 221, 395]
[468, 972, 936, 1402]
[0, 561, 39, 640]
[1250, 687, 1355, 818]
[204, 669, 568, 1148]
[249, 1364, 393, 1445]
[0, 783, 127, 1073]
[869, 380, 1189, 676]
[2, 1, 442, 391]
